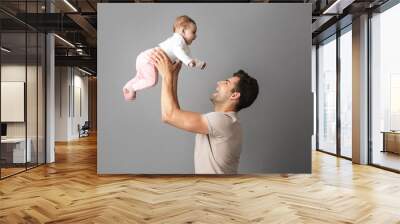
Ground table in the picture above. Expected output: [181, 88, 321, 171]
[381, 131, 400, 154]
[1, 138, 32, 163]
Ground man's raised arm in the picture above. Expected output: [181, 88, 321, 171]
[151, 48, 209, 134]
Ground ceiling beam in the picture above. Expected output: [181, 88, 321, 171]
[66, 13, 97, 46]
[55, 55, 96, 70]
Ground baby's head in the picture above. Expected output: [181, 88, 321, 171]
[173, 15, 197, 45]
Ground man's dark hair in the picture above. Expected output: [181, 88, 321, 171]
[232, 70, 259, 112]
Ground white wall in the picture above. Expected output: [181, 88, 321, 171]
[55, 67, 89, 141]
[72, 72, 89, 138]
[1, 66, 26, 132]
[55, 66, 69, 141]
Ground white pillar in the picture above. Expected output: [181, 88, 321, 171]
[46, 1, 55, 163]
[352, 14, 369, 164]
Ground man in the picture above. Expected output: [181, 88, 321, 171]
[151, 48, 259, 174]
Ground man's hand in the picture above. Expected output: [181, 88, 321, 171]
[172, 60, 182, 78]
[151, 48, 181, 79]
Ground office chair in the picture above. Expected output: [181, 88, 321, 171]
[79, 121, 90, 138]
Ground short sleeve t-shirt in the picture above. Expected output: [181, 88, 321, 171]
[194, 111, 242, 174]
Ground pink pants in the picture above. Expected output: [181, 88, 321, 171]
[123, 48, 158, 101]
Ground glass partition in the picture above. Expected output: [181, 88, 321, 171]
[38, 32, 45, 165]
[0, 1, 46, 179]
[1, 31, 28, 177]
[317, 35, 337, 154]
[27, 31, 38, 169]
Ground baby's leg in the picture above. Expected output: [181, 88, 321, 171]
[129, 63, 158, 92]
[122, 50, 151, 101]
[122, 49, 157, 101]
[123, 76, 138, 101]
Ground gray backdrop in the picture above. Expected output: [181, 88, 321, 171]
[98, 3, 312, 174]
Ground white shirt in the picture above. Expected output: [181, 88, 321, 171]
[158, 33, 205, 68]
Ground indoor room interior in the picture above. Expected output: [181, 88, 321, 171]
[0, 0, 399, 223]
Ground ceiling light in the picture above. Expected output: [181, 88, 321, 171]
[63, 0, 78, 12]
[77, 67, 92, 76]
[54, 34, 75, 48]
[1, 47, 11, 53]
[323, 0, 342, 14]
[322, 0, 355, 15]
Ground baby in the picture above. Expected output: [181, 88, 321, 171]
[123, 15, 206, 101]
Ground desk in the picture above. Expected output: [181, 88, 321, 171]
[1, 138, 31, 163]
[381, 131, 400, 154]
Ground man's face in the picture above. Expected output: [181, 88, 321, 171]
[210, 76, 240, 104]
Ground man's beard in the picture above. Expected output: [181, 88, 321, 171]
[210, 92, 218, 104]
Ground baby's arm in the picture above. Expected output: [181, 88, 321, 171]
[173, 46, 194, 67]
[173, 46, 206, 70]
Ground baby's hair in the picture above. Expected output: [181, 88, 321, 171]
[173, 15, 196, 32]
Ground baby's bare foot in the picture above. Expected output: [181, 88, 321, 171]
[123, 88, 136, 101]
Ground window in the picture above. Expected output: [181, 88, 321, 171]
[370, 2, 400, 171]
[339, 27, 352, 158]
[318, 35, 337, 154]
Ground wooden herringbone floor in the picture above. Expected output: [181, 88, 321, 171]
[1, 133, 400, 224]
